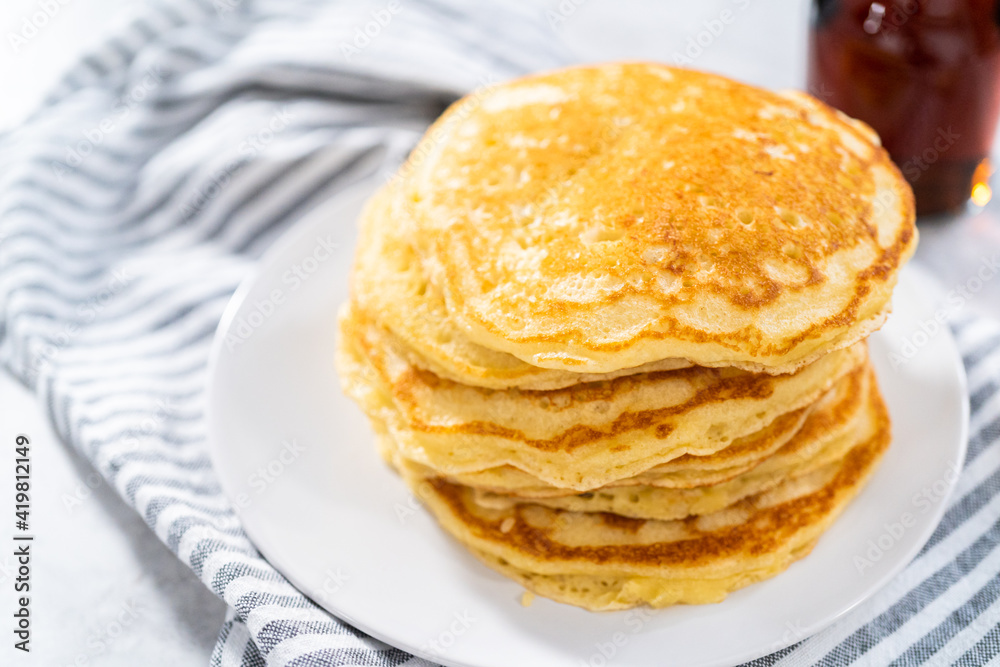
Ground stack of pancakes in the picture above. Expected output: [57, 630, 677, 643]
[337, 63, 917, 610]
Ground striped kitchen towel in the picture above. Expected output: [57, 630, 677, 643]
[0, 0, 997, 664]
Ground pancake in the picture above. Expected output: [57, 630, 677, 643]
[338, 303, 867, 490]
[350, 185, 691, 390]
[439, 361, 865, 497]
[426, 402, 812, 497]
[470, 364, 874, 520]
[397, 378, 890, 610]
[394, 62, 917, 375]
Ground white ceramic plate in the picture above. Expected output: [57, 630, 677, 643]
[206, 182, 969, 667]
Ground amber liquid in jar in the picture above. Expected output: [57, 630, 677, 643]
[808, 0, 1000, 215]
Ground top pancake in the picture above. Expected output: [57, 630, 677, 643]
[350, 184, 690, 390]
[397, 62, 917, 374]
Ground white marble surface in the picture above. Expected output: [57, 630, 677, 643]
[1, 1, 998, 666]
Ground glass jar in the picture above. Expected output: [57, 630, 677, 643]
[808, 0, 1000, 215]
